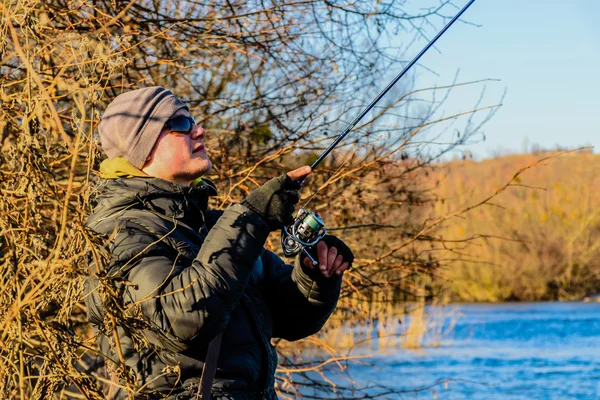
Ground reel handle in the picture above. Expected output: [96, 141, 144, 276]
[301, 248, 318, 266]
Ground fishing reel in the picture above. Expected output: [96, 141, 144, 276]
[281, 209, 327, 265]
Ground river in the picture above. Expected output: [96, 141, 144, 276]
[302, 302, 600, 399]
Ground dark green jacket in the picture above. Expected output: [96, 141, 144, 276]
[85, 174, 341, 399]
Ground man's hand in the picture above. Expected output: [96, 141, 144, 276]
[241, 166, 311, 231]
[302, 235, 354, 278]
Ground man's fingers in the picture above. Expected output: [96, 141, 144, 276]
[326, 247, 338, 276]
[334, 262, 350, 276]
[331, 254, 343, 273]
[305, 240, 352, 278]
[317, 241, 328, 275]
[287, 166, 312, 182]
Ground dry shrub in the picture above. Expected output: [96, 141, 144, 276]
[0, 1, 502, 398]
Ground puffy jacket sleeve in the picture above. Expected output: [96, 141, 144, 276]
[113, 203, 270, 348]
[261, 250, 342, 341]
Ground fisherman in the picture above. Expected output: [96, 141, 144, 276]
[84, 87, 354, 399]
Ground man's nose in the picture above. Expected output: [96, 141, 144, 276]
[190, 124, 205, 139]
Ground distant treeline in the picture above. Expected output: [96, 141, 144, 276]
[426, 151, 600, 302]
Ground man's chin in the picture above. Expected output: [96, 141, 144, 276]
[173, 161, 212, 184]
[193, 160, 212, 177]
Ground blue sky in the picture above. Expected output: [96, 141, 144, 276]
[400, 0, 599, 159]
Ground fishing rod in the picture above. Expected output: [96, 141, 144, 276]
[282, 0, 477, 263]
[304, 0, 476, 179]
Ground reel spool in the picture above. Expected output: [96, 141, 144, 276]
[281, 209, 326, 265]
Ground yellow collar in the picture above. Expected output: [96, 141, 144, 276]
[98, 157, 209, 188]
[99, 157, 148, 179]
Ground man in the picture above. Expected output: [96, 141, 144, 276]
[85, 87, 354, 399]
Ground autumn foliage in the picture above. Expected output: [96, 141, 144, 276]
[430, 151, 600, 302]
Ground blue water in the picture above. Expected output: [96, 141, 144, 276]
[308, 302, 600, 399]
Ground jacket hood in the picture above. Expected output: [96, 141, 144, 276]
[87, 158, 218, 232]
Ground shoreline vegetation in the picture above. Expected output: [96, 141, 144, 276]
[428, 150, 600, 303]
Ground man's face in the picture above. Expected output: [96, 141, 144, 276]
[142, 108, 212, 185]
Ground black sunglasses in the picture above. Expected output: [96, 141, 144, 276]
[164, 116, 197, 135]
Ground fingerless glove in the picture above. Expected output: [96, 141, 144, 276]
[241, 174, 301, 231]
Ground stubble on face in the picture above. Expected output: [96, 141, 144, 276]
[142, 111, 212, 185]
[173, 148, 212, 183]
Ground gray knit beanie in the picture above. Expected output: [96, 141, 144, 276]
[98, 87, 188, 168]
